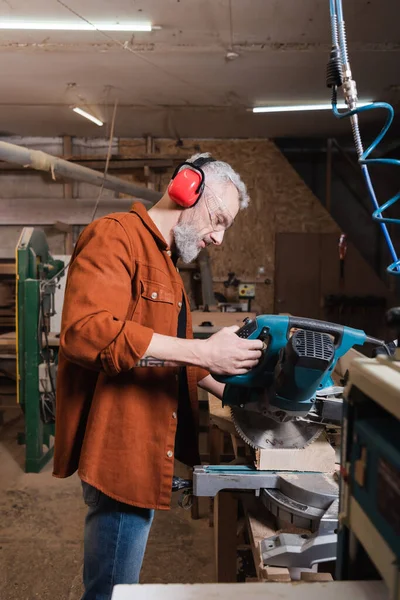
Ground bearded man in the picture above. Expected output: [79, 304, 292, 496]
[53, 153, 263, 600]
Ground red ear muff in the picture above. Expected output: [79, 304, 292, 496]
[168, 163, 205, 208]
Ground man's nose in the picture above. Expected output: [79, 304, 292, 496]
[210, 230, 225, 245]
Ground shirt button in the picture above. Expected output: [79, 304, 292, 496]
[172, 412, 177, 419]
[178, 301, 182, 308]
[167, 450, 173, 458]
[151, 292, 158, 300]
[166, 250, 172, 256]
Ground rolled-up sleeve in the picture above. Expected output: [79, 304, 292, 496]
[60, 217, 153, 375]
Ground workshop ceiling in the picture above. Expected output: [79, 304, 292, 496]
[0, 0, 399, 139]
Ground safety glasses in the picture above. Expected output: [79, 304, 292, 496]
[204, 186, 235, 232]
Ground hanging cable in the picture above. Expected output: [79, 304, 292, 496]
[40, 98, 119, 290]
[91, 98, 118, 222]
[327, 0, 400, 275]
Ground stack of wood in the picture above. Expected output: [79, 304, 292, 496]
[0, 260, 17, 420]
[0, 260, 15, 334]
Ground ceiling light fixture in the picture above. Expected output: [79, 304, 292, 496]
[0, 21, 157, 32]
[252, 102, 370, 113]
[225, 50, 240, 61]
[72, 107, 103, 127]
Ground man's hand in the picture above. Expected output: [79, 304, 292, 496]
[199, 326, 263, 376]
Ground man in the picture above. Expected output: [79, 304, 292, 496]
[53, 153, 263, 599]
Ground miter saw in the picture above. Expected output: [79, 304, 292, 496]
[191, 316, 385, 571]
[216, 315, 383, 451]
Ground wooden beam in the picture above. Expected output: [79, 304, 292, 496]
[0, 263, 15, 275]
[214, 492, 238, 582]
[0, 198, 133, 225]
[255, 434, 335, 472]
[243, 496, 291, 582]
[0, 157, 174, 172]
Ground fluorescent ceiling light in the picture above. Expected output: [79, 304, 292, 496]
[253, 102, 370, 113]
[73, 107, 103, 127]
[0, 21, 154, 31]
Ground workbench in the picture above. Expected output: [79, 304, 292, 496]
[111, 581, 388, 600]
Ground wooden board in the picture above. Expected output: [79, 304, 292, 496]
[213, 492, 239, 583]
[0, 332, 17, 351]
[255, 434, 335, 472]
[0, 197, 133, 225]
[0, 263, 15, 275]
[245, 504, 290, 582]
[300, 572, 334, 582]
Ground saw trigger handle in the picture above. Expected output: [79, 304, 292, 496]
[235, 318, 258, 339]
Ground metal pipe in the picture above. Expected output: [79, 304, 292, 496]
[0, 140, 162, 205]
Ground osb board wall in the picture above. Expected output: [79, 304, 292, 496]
[119, 138, 339, 313]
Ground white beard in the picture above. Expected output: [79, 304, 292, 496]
[173, 223, 202, 264]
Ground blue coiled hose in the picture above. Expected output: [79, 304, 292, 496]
[329, 0, 400, 275]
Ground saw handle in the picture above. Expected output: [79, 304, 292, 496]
[288, 316, 368, 360]
[288, 317, 345, 346]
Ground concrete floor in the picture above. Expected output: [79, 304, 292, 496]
[0, 413, 215, 600]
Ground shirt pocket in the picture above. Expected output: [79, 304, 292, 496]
[135, 278, 176, 334]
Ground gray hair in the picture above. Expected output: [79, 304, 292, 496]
[187, 152, 250, 209]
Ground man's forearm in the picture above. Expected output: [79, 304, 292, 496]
[136, 326, 263, 376]
[138, 333, 204, 368]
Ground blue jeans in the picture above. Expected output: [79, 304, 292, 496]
[81, 481, 155, 600]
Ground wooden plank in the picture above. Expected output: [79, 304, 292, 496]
[264, 566, 292, 582]
[0, 158, 174, 171]
[208, 394, 231, 528]
[255, 434, 335, 472]
[300, 572, 334, 582]
[0, 263, 15, 275]
[0, 198, 133, 225]
[243, 497, 290, 582]
[209, 424, 224, 465]
[214, 492, 238, 583]
[231, 433, 247, 460]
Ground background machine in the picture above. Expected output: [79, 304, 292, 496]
[336, 311, 400, 599]
[16, 227, 64, 472]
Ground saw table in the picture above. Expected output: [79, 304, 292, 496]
[193, 465, 338, 576]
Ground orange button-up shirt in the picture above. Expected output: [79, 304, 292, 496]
[53, 203, 208, 510]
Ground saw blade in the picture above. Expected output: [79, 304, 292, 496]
[231, 407, 323, 450]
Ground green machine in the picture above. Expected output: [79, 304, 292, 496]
[16, 227, 65, 473]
